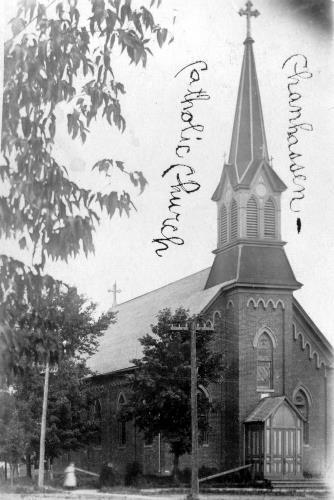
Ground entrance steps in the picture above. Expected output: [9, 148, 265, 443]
[270, 478, 330, 492]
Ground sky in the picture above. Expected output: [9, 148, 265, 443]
[1, 0, 334, 344]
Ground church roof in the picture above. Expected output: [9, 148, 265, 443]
[87, 269, 224, 375]
[245, 396, 306, 423]
[205, 244, 301, 290]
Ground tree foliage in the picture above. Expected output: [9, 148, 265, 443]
[0, 360, 104, 476]
[0, 0, 171, 374]
[0, 390, 30, 484]
[1, 0, 170, 264]
[0, 285, 113, 470]
[0, 273, 114, 381]
[15, 360, 103, 462]
[124, 308, 223, 474]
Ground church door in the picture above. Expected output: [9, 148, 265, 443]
[270, 428, 301, 477]
[266, 404, 303, 479]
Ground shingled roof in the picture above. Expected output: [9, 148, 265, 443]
[87, 268, 223, 375]
[245, 396, 306, 423]
[205, 244, 301, 290]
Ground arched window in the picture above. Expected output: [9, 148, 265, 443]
[256, 332, 273, 390]
[213, 311, 221, 326]
[293, 389, 310, 445]
[89, 399, 102, 446]
[246, 196, 259, 238]
[94, 399, 102, 421]
[230, 199, 238, 240]
[198, 387, 210, 446]
[219, 204, 228, 246]
[117, 393, 127, 447]
[264, 198, 276, 238]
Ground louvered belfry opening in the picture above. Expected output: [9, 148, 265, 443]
[230, 199, 238, 240]
[219, 204, 228, 246]
[246, 196, 259, 238]
[264, 198, 276, 238]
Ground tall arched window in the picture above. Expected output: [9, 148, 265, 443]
[117, 393, 127, 447]
[293, 389, 310, 445]
[264, 198, 276, 238]
[198, 387, 210, 446]
[256, 332, 273, 390]
[219, 204, 228, 246]
[246, 196, 259, 238]
[88, 399, 102, 446]
[230, 199, 238, 240]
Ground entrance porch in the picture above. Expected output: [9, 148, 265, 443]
[245, 396, 305, 480]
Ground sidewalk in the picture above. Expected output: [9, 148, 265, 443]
[0, 489, 331, 500]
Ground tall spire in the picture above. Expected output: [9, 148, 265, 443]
[228, 1, 269, 181]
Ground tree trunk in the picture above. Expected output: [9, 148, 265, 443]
[172, 454, 180, 483]
[4, 461, 7, 481]
[26, 454, 32, 479]
[10, 464, 13, 488]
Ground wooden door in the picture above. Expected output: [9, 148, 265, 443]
[245, 424, 264, 477]
[264, 403, 303, 479]
[271, 428, 300, 477]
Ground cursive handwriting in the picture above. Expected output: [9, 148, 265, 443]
[282, 54, 313, 230]
[152, 61, 209, 257]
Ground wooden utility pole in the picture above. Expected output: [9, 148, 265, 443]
[190, 319, 199, 500]
[171, 320, 214, 500]
[38, 353, 50, 488]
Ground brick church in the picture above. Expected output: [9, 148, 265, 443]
[85, 2, 333, 482]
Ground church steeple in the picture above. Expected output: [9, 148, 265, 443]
[205, 2, 301, 291]
[229, 1, 269, 181]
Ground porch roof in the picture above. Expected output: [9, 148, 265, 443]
[245, 396, 306, 423]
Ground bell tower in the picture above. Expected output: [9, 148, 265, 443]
[205, 1, 300, 291]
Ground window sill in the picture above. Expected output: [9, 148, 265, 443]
[257, 388, 275, 393]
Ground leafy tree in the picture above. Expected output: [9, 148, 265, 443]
[124, 308, 223, 479]
[0, 391, 28, 486]
[0, 279, 113, 380]
[0, 285, 113, 476]
[11, 359, 103, 475]
[0, 0, 171, 373]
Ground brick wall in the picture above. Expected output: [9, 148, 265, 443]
[65, 288, 331, 479]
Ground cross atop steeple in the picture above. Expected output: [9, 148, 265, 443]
[239, 1, 260, 39]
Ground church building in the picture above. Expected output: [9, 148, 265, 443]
[86, 2, 333, 483]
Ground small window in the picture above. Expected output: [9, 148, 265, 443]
[118, 420, 127, 447]
[246, 196, 259, 238]
[230, 199, 238, 240]
[200, 411, 209, 445]
[117, 393, 127, 447]
[294, 389, 310, 445]
[264, 198, 276, 238]
[219, 204, 228, 246]
[90, 399, 102, 446]
[198, 388, 210, 446]
[256, 332, 273, 390]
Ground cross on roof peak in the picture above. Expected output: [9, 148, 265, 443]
[239, 1, 260, 39]
[108, 281, 121, 307]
